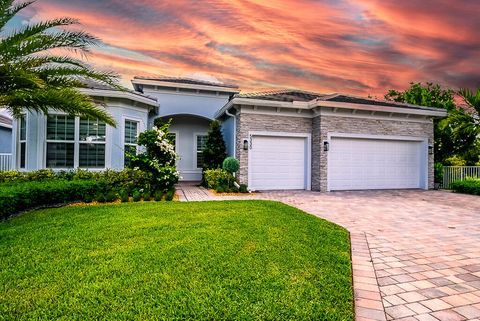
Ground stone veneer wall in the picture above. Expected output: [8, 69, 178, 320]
[316, 115, 435, 192]
[235, 113, 312, 186]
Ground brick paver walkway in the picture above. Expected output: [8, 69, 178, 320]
[176, 184, 480, 321]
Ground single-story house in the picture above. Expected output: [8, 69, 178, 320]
[11, 77, 447, 191]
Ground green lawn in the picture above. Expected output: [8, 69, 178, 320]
[0, 201, 353, 320]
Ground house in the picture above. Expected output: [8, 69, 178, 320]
[11, 77, 447, 191]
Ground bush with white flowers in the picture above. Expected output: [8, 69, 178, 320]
[127, 120, 179, 192]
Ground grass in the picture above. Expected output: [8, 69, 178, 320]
[0, 201, 353, 320]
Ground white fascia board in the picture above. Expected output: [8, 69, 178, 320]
[214, 97, 309, 118]
[311, 100, 447, 117]
[79, 88, 158, 108]
[131, 79, 240, 94]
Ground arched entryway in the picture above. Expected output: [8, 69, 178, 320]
[155, 114, 211, 181]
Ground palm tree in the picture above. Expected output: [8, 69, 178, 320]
[0, 0, 122, 126]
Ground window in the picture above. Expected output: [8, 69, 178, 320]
[46, 115, 75, 168]
[124, 120, 139, 166]
[46, 115, 106, 168]
[195, 134, 207, 169]
[19, 115, 26, 168]
[79, 118, 105, 168]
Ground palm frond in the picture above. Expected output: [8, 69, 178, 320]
[0, 0, 35, 31]
[459, 88, 480, 115]
[1, 25, 98, 60]
[3, 88, 116, 126]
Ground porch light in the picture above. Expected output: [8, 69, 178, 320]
[324, 141, 329, 152]
[428, 144, 434, 155]
[243, 139, 249, 150]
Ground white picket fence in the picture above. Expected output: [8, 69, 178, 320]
[443, 166, 480, 189]
[0, 153, 12, 171]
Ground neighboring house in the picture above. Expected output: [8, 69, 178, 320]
[11, 84, 157, 171]
[132, 76, 239, 181]
[12, 77, 448, 192]
[0, 114, 12, 154]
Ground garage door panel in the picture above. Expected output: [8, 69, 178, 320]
[250, 136, 307, 190]
[329, 137, 423, 191]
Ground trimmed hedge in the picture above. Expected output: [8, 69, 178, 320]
[450, 178, 480, 195]
[0, 169, 150, 193]
[0, 180, 106, 219]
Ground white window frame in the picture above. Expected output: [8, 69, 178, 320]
[193, 132, 208, 169]
[123, 118, 141, 167]
[78, 117, 107, 168]
[44, 113, 107, 170]
[18, 114, 27, 169]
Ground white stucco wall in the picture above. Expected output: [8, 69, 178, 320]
[142, 86, 232, 121]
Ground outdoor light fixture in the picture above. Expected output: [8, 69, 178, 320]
[428, 144, 434, 155]
[324, 141, 329, 151]
[243, 139, 249, 150]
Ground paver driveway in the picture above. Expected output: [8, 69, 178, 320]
[178, 185, 480, 321]
[265, 190, 480, 321]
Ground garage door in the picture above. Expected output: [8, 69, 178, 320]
[329, 137, 424, 190]
[249, 136, 307, 190]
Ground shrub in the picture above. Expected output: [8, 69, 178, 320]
[444, 155, 467, 166]
[154, 190, 164, 202]
[119, 189, 130, 203]
[222, 157, 239, 174]
[204, 169, 233, 189]
[95, 193, 106, 203]
[132, 190, 142, 202]
[0, 180, 105, 219]
[165, 189, 175, 201]
[202, 120, 227, 170]
[104, 191, 118, 203]
[239, 184, 248, 193]
[450, 178, 480, 195]
[143, 190, 152, 202]
[434, 162, 443, 184]
[0, 168, 150, 193]
[127, 121, 179, 192]
[215, 185, 225, 193]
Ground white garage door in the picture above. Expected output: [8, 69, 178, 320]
[329, 137, 424, 191]
[249, 136, 307, 190]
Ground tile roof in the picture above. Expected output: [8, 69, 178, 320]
[235, 90, 444, 111]
[133, 76, 239, 89]
[236, 89, 325, 102]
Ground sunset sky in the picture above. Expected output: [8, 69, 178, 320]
[10, 0, 480, 96]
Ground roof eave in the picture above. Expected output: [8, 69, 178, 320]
[132, 79, 240, 94]
[79, 88, 158, 108]
[312, 100, 448, 117]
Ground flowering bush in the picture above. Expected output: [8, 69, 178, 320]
[127, 120, 179, 192]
